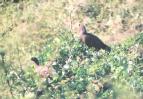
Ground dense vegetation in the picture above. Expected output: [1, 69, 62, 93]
[0, 0, 143, 99]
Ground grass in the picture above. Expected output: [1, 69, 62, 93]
[0, 0, 143, 98]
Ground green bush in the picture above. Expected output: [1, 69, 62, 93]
[1, 0, 143, 98]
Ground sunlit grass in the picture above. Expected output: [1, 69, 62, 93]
[0, 0, 143, 98]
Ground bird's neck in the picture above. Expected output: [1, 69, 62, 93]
[80, 25, 87, 35]
[80, 30, 87, 35]
[80, 32, 88, 38]
[35, 64, 40, 67]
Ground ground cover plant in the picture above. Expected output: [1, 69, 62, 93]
[0, 0, 143, 99]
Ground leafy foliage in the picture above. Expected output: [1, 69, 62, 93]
[0, 0, 143, 98]
[1, 32, 143, 98]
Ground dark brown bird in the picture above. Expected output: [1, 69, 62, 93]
[79, 24, 111, 52]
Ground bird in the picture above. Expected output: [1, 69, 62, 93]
[79, 24, 111, 52]
[31, 57, 53, 78]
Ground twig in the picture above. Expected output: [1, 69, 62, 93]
[16, 43, 23, 70]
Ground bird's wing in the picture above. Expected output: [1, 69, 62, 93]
[40, 67, 49, 78]
[84, 33, 100, 46]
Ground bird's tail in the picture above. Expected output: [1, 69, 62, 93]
[103, 44, 111, 52]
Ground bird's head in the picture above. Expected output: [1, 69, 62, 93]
[31, 57, 40, 66]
